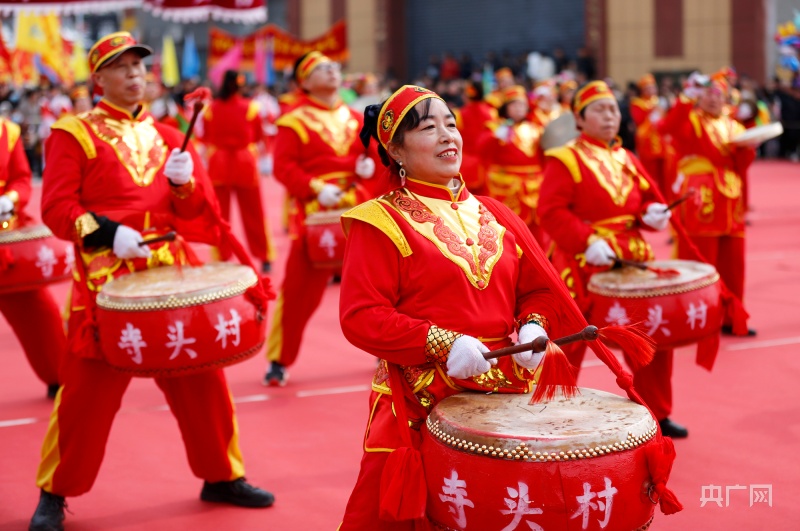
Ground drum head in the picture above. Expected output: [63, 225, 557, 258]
[729, 122, 783, 146]
[97, 263, 258, 310]
[0, 225, 54, 244]
[428, 388, 655, 457]
[588, 259, 718, 297]
[540, 113, 579, 151]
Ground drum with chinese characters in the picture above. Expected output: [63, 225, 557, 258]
[95, 263, 266, 377]
[423, 389, 658, 531]
[304, 209, 347, 269]
[0, 224, 72, 294]
[588, 260, 722, 349]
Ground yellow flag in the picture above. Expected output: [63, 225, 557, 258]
[15, 12, 65, 81]
[70, 38, 89, 83]
[161, 35, 179, 88]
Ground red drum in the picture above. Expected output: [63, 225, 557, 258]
[95, 263, 266, 377]
[423, 390, 658, 531]
[304, 209, 347, 268]
[0, 225, 72, 294]
[588, 260, 722, 349]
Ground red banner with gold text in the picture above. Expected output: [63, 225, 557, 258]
[208, 21, 348, 72]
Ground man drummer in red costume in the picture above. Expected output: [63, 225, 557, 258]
[539, 81, 688, 438]
[659, 72, 757, 335]
[28, 32, 274, 531]
[0, 116, 67, 399]
[263, 51, 380, 386]
[631, 73, 669, 193]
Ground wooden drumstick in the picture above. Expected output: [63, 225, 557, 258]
[660, 188, 695, 213]
[138, 231, 177, 247]
[483, 325, 599, 360]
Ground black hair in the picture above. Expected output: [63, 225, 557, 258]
[219, 70, 240, 100]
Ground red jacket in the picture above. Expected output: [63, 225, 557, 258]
[201, 94, 264, 187]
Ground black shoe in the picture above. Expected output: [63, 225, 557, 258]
[261, 262, 272, 274]
[331, 274, 342, 285]
[200, 478, 275, 508]
[262, 362, 287, 387]
[721, 325, 757, 337]
[46, 384, 60, 400]
[659, 418, 689, 439]
[29, 489, 66, 531]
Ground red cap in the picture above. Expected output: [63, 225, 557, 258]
[88, 31, 152, 74]
[377, 85, 444, 149]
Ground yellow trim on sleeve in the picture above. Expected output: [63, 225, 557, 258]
[52, 115, 97, 159]
[688, 111, 702, 138]
[545, 145, 582, 183]
[246, 100, 260, 122]
[341, 200, 413, 258]
[3, 119, 21, 151]
[275, 113, 310, 144]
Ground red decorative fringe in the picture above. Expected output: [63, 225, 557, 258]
[645, 437, 684, 515]
[695, 334, 720, 371]
[598, 324, 655, 371]
[379, 446, 427, 521]
[721, 288, 750, 336]
[0, 247, 14, 271]
[530, 342, 579, 403]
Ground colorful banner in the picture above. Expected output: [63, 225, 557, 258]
[208, 21, 348, 74]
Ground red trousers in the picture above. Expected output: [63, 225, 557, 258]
[566, 344, 674, 421]
[214, 184, 273, 263]
[267, 237, 334, 367]
[679, 234, 746, 302]
[0, 288, 65, 385]
[36, 352, 245, 497]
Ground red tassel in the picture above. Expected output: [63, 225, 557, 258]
[379, 447, 427, 521]
[0, 247, 14, 271]
[645, 436, 684, 515]
[530, 342, 579, 403]
[695, 334, 719, 371]
[598, 324, 655, 371]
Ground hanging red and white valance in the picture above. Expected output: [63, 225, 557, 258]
[0, 0, 140, 16]
[142, 0, 267, 24]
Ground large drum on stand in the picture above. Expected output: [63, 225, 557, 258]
[422, 389, 658, 530]
[96, 263, 266, 377]
[0, 224, 72, 294]
[588, 260, 721, 349]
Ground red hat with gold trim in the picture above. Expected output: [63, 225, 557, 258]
[295, 51, 332, 84]
[495, 67, 514, 81]
[503, 85, 528, 104]
[637, 73, 656, 90]
[532, 79, 557, 98]
[573, 80, 616, 114]
[559, 79, 578, 95]
[709, 71, 731, 96]
[88, 31, 152, 74]
[377, 85, 444, 149]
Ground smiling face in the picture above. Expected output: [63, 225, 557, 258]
[92, 50, 146, 112]
[388, 98, 462, 186]
[575, 97, 621, 144]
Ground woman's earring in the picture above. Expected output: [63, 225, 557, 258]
[398, 162, 406, 185]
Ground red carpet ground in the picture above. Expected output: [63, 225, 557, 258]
[1, 160, 798, 530]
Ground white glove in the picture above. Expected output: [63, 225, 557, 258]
[163, 148, 194, 186]
[737, 103, 754, 121]
[642, 203, 672, 231]
[113, 225, 152, 260]
[513, 323, 548, 369]
[0, 195, 14, 221]
[318, 184, 343, 207]
[354, 154, 376, 179]
[648, 109, 662, 124]
[585, 238, 616, 267]
[493, 124, 510, 141]
[446, 335, 495, 379]
[671, 172, 685, 195]
[686, 71, 709, 88]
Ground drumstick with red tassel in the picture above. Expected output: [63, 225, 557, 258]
[180, 87, 212, 152]
[483, 324, 655, 403]
[138, 231, 177, 247]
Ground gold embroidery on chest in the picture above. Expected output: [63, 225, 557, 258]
[381, 189, 505, 290]
[81, 110, 167, 187]
[699, 113, 735, 156]
[293, 106, 359, 156]
[574, 141, 635, 206]
[511, 122, 540, 157]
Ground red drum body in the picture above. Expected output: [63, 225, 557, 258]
[422, 390, 658, 531]
[588, 260, 722, 349]
[304, 209, 347, 268]
[0, 225, 72, 294]
[96, 263, 266, 377]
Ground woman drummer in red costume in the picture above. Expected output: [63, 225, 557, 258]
[338, 84, 568, 530]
